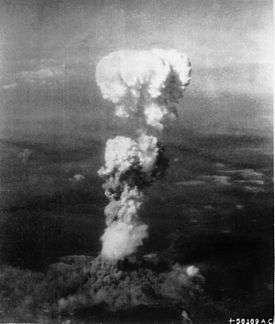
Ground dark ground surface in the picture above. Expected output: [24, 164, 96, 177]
[0, 130, 273, 323]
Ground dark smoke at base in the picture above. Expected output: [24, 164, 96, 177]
[58, 255, 204, 317]
[0, 247, 273, 323]
[0, 254, 206, 322]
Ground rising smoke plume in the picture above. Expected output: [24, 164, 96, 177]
[96, 49, 191, 261]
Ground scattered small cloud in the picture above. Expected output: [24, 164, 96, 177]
[18, 66, 65, 84]
[175, 180, 205, 186]
[243, 186, 264, 193]
[222, 169, 264, 181]
[2, 82, 17, 90]
[212, 175, 231, 186]
[18, 148, 32, 164]
[69, 174, 85, 183]
[182, 167, 266, 193]
[228, 169, 265, 192]
[200, 175, 231, 186]
[239, 169, 263, 181]
[215, 162, 226, 169]
[233, 179, 264, 187]
[235, 204, 244, 210]
[204, 205, 214, 210]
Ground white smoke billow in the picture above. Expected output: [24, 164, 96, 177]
[96, 49, 191, 261]
[96, 49, 191, 130]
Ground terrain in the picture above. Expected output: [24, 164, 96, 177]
[0, 125, 273, 322]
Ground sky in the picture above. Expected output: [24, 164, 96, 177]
[0, 0, 273, 142]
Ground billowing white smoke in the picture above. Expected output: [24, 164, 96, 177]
[96, 49, 191, 261]
[98, 135, 160, 260]
[96, 49, 191, 130]
[98, 134, 159, 178]
[101, 222, 148, 261]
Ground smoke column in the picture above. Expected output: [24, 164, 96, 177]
[96, 49, 191, 262]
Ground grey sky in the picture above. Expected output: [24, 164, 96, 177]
[1, 1, 272, 69]
[0, 0, 272, 141]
